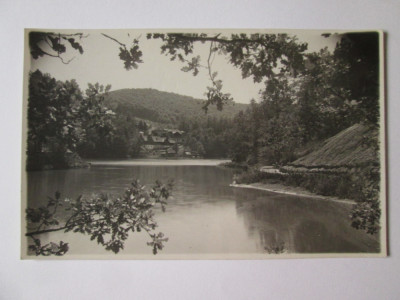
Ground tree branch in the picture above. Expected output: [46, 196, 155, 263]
[26, 225, 68, 236]
[167, 33, 258, 45]
[101, 33, 127, 48]
[26, 216, 108, 237]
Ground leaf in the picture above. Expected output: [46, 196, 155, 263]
[67, 38, 84, 54]
[97, 235, 104, 245]
[181, 66, 190, 72]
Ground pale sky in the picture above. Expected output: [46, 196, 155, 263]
[30, 29, 340, 104]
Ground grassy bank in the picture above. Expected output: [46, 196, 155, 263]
[234, 166, 379, 202]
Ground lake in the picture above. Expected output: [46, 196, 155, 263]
[25, 159, 380, 258]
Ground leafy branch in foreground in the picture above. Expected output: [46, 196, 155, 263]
[350, 167, 381, 235]
[101, 33, 143, 70]
[29, 32, 87, 64]
[147, 33, 307, 111]
[26, 179, 173, 256]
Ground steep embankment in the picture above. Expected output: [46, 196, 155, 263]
[234, 123, 380, 201]
[281, 124, 379, 173]
[285, 123, 379, 172]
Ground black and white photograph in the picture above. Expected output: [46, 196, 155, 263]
[22, 29, 386, 259]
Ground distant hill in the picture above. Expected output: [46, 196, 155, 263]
[105, 88, 248, 126]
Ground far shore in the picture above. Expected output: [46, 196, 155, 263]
[230, 182, 356, 205]
[88, 158, 230, 166]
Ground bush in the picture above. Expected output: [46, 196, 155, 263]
[237, 167, 378, 203]
[218, 161, 248, 172]
[234, 169, 269, 184]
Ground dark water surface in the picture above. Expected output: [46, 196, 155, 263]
[26, 160, 380, 257]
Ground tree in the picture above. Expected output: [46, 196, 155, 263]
[75, 83, 116, 158]
[229, 110, 252, 163]
[27, 71, 116, 169]
[26, 180, 172, 256]
[332, 32, 380, 126]
[28, 70, 83, 154]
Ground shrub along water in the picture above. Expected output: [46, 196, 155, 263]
[234, 167, 375, 200]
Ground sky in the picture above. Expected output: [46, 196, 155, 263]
[30, 29, 340, 104]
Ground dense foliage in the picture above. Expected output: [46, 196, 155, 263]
[226, 33, 380, 167]
[26, 180, 172, 255]
[27, 70, 91, 169]
[76, 99, 143, 159]
[27, 71, 146, 167]
[178, 116, 234, 158]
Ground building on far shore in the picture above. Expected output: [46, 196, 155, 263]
[139, 128, 199, 158]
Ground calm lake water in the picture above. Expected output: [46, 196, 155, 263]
[26, 159, 380, 257]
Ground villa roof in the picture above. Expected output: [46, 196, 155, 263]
[152, 136, 166, 143]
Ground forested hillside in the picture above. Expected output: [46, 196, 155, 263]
[100, 88, 248, 158]
[105, 88, 247, 126]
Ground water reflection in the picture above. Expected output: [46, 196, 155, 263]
[26, 162, 380, 256]
[232, 188, 380, 253]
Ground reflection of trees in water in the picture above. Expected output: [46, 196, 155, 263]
[29, 164, 233, 205]
[264, 240, 286, 254]
[232, 188, 380, 253]
[233, 189, 297, 253]
[130, 165, 233, 195]
[293, 220, 369, 253]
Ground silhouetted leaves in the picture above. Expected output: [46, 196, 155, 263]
[28, 237, 69, 256]
[147, 232, 169, 255]
[65, 38, 84, 54]
[26, 179, 172, 255]
[119, 40, 143, 70]
[180, 55, 201, 76]
[203, 83, 232, 112]
[29, 31, 85, 63]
